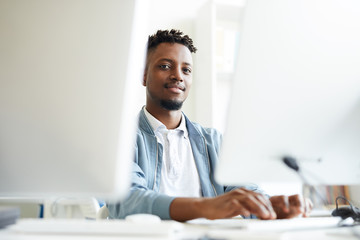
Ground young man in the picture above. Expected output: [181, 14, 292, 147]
[108, 29, 312, 221]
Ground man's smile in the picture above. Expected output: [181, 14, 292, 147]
[164, 83, 185, 93]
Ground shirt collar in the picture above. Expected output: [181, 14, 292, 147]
[177, 113, 188, 138]
[143, 107, 165, 132]
[143, 107, 188, 138]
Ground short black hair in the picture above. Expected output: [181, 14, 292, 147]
[147, 29, 197, 53]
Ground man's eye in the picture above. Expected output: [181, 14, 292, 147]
[183, 68, 192, 74]
[159, 64, 170, 70]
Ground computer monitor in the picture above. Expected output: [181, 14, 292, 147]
[0, 0, 148, 201]
[215, 0, 360, 187]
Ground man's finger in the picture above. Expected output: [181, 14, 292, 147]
[302, 198, 313, 217]
[255, 194, 276, 218]
[289, 194, 305, 215]
[238, 188, 277, 219]
[240, 195, 275, 219]
[270, 195, 290, 213]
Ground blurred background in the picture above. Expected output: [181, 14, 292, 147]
[1, 0, 359, 218]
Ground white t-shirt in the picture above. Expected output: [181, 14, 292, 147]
[144, 108, 202, 197]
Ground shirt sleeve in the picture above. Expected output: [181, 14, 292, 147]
[107, 162, 176, 220]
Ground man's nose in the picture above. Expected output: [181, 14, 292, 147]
[170, 67, 183, 81]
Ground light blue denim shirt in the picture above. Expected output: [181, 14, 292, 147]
[107, 108, 261, 220]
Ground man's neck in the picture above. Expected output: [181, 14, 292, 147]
[145, 105, 182, 130]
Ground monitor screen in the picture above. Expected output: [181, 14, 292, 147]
[216, 0, 360, 186]
[0, 0, 148, 201]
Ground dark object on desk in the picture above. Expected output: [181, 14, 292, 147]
[283, 156, 360, 222]
[331, 196, 360, 221]
[0, 206, 20, 228]
[332, 206, 360, 221]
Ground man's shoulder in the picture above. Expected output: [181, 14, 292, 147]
[190, 121, 220, 135]
[186, 119, 222, 143]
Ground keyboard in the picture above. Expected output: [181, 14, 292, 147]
[8, 218, 183, 236]
[187, 216, 343, 232]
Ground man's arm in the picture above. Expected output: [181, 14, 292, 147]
[107, 162, 176, 220]
[169, 188, 276, 222]
[169, 188, 312, 222]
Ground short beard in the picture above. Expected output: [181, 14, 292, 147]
[160, 100, 183, 111]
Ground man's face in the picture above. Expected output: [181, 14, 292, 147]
[143, 42, 193, 111]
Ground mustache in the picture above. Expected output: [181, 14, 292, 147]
[164, 83, 185, 91]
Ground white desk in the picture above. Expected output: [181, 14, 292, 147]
[0, 218, 359, 240]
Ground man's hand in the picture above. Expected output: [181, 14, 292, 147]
[170, 188, 277, 221]
[170, 189, 313, 222]
[269, 194, 313, 219]
[198, 188, 277, 220]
